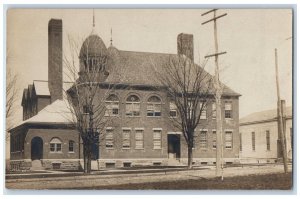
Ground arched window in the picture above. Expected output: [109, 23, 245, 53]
[169, 101, 177, 118]
[147, 96, 162, 117]
[126, 95, 140, 116]
[105, 94, 119, 116]
[69, 140, 75, 152]
[49, 137, 62, 153]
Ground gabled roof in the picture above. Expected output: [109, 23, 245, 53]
[12, 100, 74, 131]
[105, 49, 240, 96]
[240, 106, 292, 125]
[33, 80, 50, 96]
[21, 88, 28, 106]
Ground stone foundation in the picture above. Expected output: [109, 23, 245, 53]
[42, 160, 81, 170]
[99, 159, 168, 168]
[180, 158, 240, 166]
[10, 160, 32, 171]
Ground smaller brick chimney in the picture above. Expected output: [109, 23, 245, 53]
[177, 33, 194, 62]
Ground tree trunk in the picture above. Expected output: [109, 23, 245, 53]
[187, 144, 193, 169]
[83, 144, 88, 173]
[87, 143, 92, 173]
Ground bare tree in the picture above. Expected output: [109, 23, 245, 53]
[154, 55, 213, 169]
[63, 34, 125, 173]
[6, 62, 19, 140]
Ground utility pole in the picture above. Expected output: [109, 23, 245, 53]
[202, 9, 227, 180]
[274, 48, 288, 173]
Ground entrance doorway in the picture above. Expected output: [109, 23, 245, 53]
[168, 134, 180, 159]
[31, 137, 43, 160]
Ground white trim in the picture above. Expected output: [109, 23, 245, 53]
[134, 128, 144, 130]
[122, 127, 132, 130]
[224, 129, 234, 132]
[153, 128, 162, 131]
[52, 161, 62, 164]
[167, 132, 181, 135]
[105, 160, 116, 163]
[106, 127, 113, 130]
[198, 129, 208, 131]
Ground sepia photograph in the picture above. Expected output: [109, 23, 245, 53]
[4, 7, 293, 191]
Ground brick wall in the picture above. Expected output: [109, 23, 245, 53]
[24, 128, 82, 160]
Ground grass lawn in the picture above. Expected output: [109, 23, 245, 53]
[94, 172, 293, 190]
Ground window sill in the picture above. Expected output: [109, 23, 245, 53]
[106, 148, 114, 150]
[147, 116, 161, 118]
[105, 115, 119, 117]
[225, 118, 234, 120]
[135, 148, 145, 150]
[125, 116, 141, 118]
[153, 148, 162, 150]
[50, 152, 63, 154]
[122, 148, 131, 150]
[68, 151, 75, 153]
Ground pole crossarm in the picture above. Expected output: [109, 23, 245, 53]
[201, 13, 227, 25]
[205, 51, 227, 59]
[201, 9, 218, 16]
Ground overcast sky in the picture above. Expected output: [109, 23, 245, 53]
[6, 9, 293, 124]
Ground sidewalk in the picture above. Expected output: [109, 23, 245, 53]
[6, 166, 210, 180]
[5, 164, 292, 189]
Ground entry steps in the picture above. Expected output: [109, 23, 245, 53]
[30, 160, 44, 171]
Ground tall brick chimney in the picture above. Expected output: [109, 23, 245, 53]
[48, 19, 63, 102]
[177, 33, 194, 62]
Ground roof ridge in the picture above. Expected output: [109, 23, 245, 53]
[33, 80, 48, 82]
[119, 49, 176, 56]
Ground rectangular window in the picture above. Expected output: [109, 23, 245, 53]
[135, 130, 144, 149]
[56, 144, 62, 152]
[50, 144, 55, 152]
[153, 129, 162, 149]
[212, 130, 217, 149]
[147, 104, 161, 117]
[225, 131, 233, 149]
[266, 130, 270, 151]
[122, 129, 131, 149]
[106, 129, 114, 149]
[239, 133, 242, 151]
[212, 103, 216, 119]
[200, 102, 207, 119]
[252, 132, 255, 151]
[69, 141, 74, 152]
[105, 102, 119, 116]
[126, 103, 140, 116]
[169, 102, 177, 118]
[224, 102, 232, 119]
[199, 131, 207, 149]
